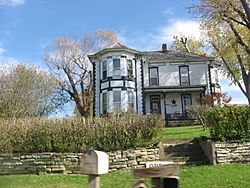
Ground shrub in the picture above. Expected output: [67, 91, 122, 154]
[0, 113, 164, 153]
[187, 105, 210, 130]
[206, 106, 250, 141]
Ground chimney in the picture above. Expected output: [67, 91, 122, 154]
[162, 43, 167, 52]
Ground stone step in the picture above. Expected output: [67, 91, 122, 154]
[162, 138, 208, 165]
[162, 159, 208, 165]
[164, 155, 207, 161]
[165, 152, 206, 158]
[161, 138, 194, 145]
[163, 156, 208, 164]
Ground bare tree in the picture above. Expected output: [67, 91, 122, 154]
[0, 64, 64, 118]
[44, 29, 117, 117]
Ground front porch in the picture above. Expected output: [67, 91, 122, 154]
[143, 86, 205, 126]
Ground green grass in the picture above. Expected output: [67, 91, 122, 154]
[0, 171, 136, 188]
[181, 164, 250, 188]
[0, 164, 249, 188]
[162, 125, 210, 139]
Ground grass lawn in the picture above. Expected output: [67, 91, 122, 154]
[162, 125, 210, 139]
[0, 164, 249, 188]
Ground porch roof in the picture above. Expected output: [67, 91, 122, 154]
[144, 85, 206, 93]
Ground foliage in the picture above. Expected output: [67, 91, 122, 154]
[187, 105, 210, 130]
[0, 64, 65, 118]
[187, 93, 231, 130]
[170, 35, 206, 55]
[206, 106, 250, 141]
[44, 29, 117, 118]
[0, 113, 164, 153]
[190, 0, 250, 105]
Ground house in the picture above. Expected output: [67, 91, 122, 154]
[88, 42, 220, 123]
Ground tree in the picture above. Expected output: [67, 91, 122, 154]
[0, 64, 64, 118]
[44, 29, 117, 118]
[190, 0, 250, 105]
[170, 35, 206, 55]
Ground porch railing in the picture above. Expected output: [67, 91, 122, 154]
[166, 113, 191, 121]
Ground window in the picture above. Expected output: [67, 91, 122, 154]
[127, 60, 133, 78]
[214, 69, 219, 84]
[179, 66, 189, 85]
[102, 60, 107, 80]
[150, 95, 161, 114]
[181, 94, 192, 114]
[113, 59, 120, 76]
[102, 93, 107, 115]
[149, 67, 159, 86]
[128, 90, 134, 109]
[113, 91, 121, 111]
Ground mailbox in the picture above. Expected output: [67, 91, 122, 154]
[81, 149, 109, 175]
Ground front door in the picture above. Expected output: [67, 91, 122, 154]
[150, 95, 161, 114]
[181, 94, 192, 114]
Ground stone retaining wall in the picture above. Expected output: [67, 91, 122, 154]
[215, 142, 250, 164]
[199, 139, 250, 164]
[0, 147, 160, 175]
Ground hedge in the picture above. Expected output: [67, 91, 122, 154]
[0, 113, 164, 153]
[207, 106, 250, 141]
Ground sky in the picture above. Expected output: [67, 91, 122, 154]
[0, 0, 248, 116]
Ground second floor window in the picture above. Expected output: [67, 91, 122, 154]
[179, 66, 190, 85]
[113, 91, 121, 111]
[149, 67, 159, 86]
[113, 59, 120, 76]
[127, 60, 133, 78]
[102, 60, 107, 80]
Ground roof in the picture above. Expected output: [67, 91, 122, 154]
[106, 41, 129, 49]
[88, 42, 214, 62]
[88, 42, 139, 60]
[144, 85, 207, 93]
[141, 50, 213, 62]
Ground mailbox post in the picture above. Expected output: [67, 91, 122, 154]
[80, 148, 109, 188]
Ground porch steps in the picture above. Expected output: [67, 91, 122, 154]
[162, 138, 208, 165]
[166, 120, 199, 127]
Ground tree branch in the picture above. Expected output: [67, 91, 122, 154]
[240, 0, 250, 29]
[228, 21, 250, 54]
[223, 13, 248, 28]
[211, 42, 247, 96]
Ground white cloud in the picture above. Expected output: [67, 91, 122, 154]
[117, 19, 201, 51]
[220, 76, 248, 105]
[0, 47, 6, 56]
[157, 20, 201, 43]
[0, 0, 25, 7]
[162, 8, 174, 16]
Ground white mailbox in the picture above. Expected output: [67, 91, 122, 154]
[81, 149, 109, 175]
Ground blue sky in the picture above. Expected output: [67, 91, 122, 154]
[0, 0, 248, 112]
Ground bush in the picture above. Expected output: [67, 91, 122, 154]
[0, 113, 164, 153]
[206, 106, 250, 141]
[187, 105, 210, 130]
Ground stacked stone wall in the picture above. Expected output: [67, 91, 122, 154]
[215, 142, 250, 164]
[0, 147, 159, 175]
